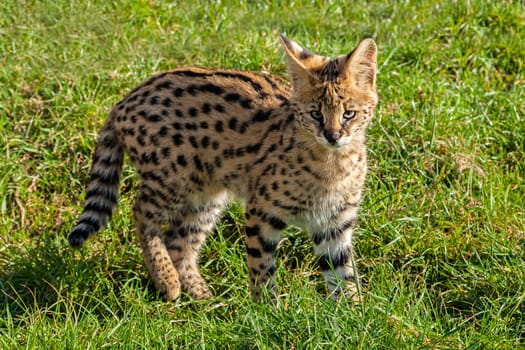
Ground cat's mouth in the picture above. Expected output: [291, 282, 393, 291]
[316, 134, 354, 150]
[317, 137, 349, 150]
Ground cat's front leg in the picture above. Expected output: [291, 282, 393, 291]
[312, 221, 360, 301]
[243, 207, 286, 301]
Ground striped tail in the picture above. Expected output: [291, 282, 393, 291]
[69, 121, 124, 247]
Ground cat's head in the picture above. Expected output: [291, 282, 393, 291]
[280, 35, 378, 150]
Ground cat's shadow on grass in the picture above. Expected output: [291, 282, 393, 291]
[1, 223, 252, 322]
[1, 226, 324, 322]
[0, 234, 156, 321]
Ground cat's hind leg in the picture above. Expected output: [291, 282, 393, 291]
[134, 190, 181, 301]
[164, 196, 225, 299]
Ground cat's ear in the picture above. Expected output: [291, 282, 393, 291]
[280, 35, 322, 91]
[342, 38, 377, 91]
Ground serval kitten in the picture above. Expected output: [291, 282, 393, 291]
[69, 35, 378, 302]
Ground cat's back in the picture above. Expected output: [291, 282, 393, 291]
[113, 67, 289, 123]
[111, 67, 291, 144]
[109, 67, 292, 192]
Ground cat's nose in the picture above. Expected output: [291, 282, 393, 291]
[323, 129, 341, 145]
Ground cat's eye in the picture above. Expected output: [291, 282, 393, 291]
[310, 110, 324, 121]
[342, 110, 356, 121]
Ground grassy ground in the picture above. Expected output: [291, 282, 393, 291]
[1, 0, 524, 348]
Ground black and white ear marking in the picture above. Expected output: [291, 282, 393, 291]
[280, 34, 315, 62]
[279, 35, 320, 94]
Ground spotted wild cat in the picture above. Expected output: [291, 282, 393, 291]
[69, 35, 378, 301]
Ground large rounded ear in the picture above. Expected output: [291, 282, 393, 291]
[280, 35, 324, 94]
[342, 38, 377, 91]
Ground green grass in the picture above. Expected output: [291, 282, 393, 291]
[1, 0, 524, 348]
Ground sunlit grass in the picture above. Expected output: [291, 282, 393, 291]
[1, 0, 524, 348]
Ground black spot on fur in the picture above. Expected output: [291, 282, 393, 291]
[189, 136, 199, 148]
[214, 156, 222, 168]
[149, 134, 159, 146]
[258, 236, 278, 253]
[204, 162, 214, 176]
[246, 225, 260, 237]
[189, 173, 204, 186]
[184, 122, 197, 130]
[200, 83, 224, 95]
[238, 122, 249, 134]
[188, 85, 202, 95]
[150, 96, 161, 104]
[215, 121, 224, 133]
[299, 48, 314, 60]
[252, 109, 272, 123]
[224, 93, 240, 102]
[215, 104, 225, 113]
[188, 107, 198, 117]
[159, 125, 169, 137]
[268, 216, 286, 230]
[193, 155, 204, 172]
[240, 99, 253, 109]
[162, 98, 173, 107]
[172, 134, 184, 146]
[228, 117, 238, 131]
[258, 185, 267, 196]
[174, 88, 184, 97]
[155, 81, 173, 90]
[246, 247, 262, 258]
[161, 147, 171, 158]
[177, 155, 187, 166]
[201, 103, 212, 114]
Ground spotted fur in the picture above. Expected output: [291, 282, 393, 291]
[69, 35, 378, 301]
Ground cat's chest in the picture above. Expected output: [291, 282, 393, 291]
[269, 156, 366, 227]
[286, 180, 358, 231]
[278, 149, 366, 199]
